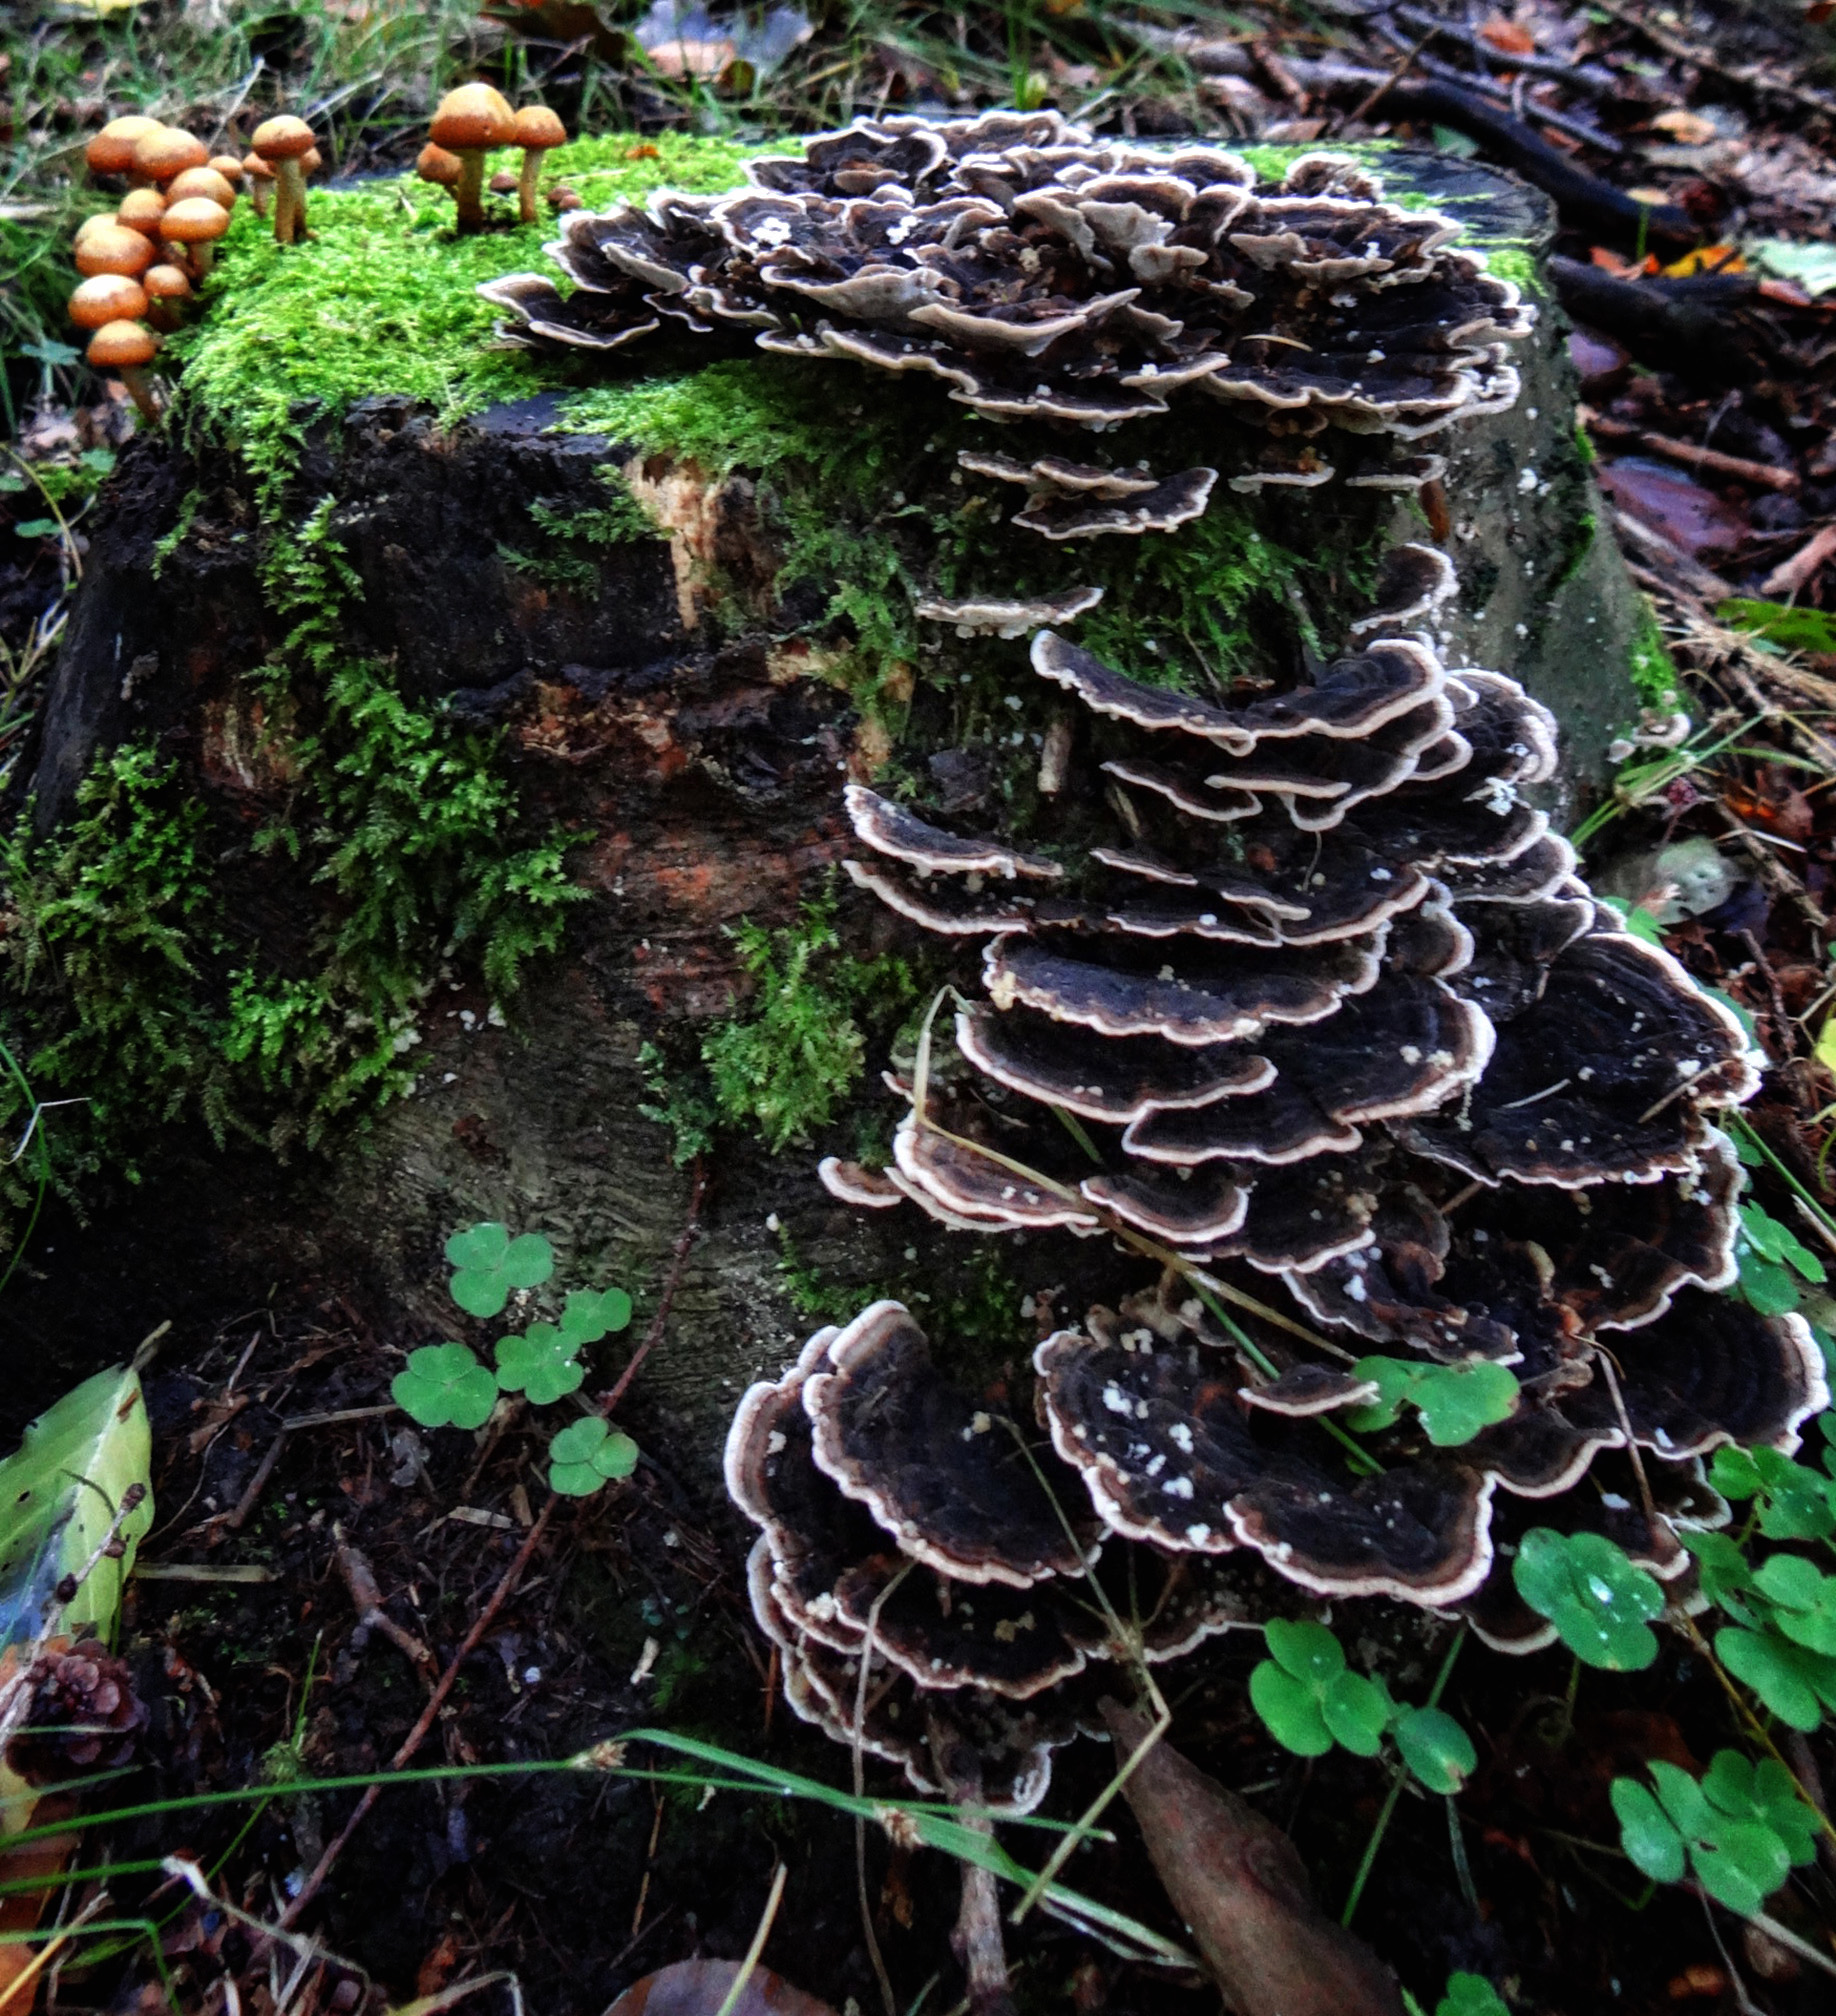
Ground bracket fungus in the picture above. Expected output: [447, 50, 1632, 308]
[729, 540, 1827, 1791]
[479, 112, 1530, 499]
[726, 1303, 1251, 1812]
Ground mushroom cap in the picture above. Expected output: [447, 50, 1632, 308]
[160, 197, 231, 245]
[165, 166, 237, 209]
[86, 115, 164, 176]
[512, 103, 567, 149]
[416, 142, 463, 188]
[68, 273, 150, 329]
[300, 145, 323, 176]
[141, 262, 193, 302]
[114, 188, 167, 238]
[86, 319, 157, 369]
[73, 223, 156, 278]
[208, 154, 246, 184]
[430, 83, 516, 152]
[242, 152, 276, 183]
[132, 126, 209, 183]
[74, 212, 119, 247]
[250, 115, 316, 163]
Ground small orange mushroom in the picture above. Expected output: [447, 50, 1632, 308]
[115, 187, 167, 240]
[74, 222, 156, 280]
[511, 104, 566, 225]
[208, 154, 246, 190]
[242, 152, 275, 219]
[74, 213, 120, 250]
[250, 116, 316, 245]
[68, 273, 150, 330]
[133, 126, 208, 186]
[85, 115, 162, 181]
[86, 320, 160, 421]
[142, 262, 193, 332]
[160, 196, 231, 277]
[428, 83, 516, 231]
[165, 165, 237, 210]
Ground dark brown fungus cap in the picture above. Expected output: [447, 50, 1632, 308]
[727, 1302, 1270, 1800]
[479, 116, 1530, 475]
[1347, 542, 1459, 637]
[802, 1300, 1093, 1584]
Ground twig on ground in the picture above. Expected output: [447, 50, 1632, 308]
[601, 1158, 707, 1416]
[1761, 523, 1836, 598]
[333, 1526, 435, 1674]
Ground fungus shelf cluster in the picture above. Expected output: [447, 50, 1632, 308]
[726, 572, 1826, 1803]
[480, 110, 1529, 492]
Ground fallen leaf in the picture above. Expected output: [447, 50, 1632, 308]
[1659, 243, 1744, 277]
[1750, 238, 1836, 298]
[1477, 17, 1536, 54]
[1596, 458, 1746, 559]
[1650, 109, 1718, 146]
[1104, 1703, 1405, 2016]
[646, 35, 739, 78]
[604, 1960, 839, 2016]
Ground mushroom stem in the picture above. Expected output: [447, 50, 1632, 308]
[248, 177, 269, 219]
[515, 147, 542, 225]
[274, 158, 305, 244]
[453, 148, 487, 230]
[118, 366, 161, 423]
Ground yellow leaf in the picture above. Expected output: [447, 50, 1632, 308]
[1650, 109, 1718, 146]
[1661, 243, 1746, 278]
[1816, 1013, 1836, 1076]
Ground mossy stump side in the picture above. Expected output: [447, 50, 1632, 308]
[6, 143, 1651, 1472]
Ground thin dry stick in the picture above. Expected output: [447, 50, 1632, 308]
[712, 1862, 788, 2016]
[603, 1160, 707, 1416]
[282, 1167, 710, 1927]
[852, 1564, 913, 2016]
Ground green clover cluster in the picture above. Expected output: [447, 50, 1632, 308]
[1613, 1752, 1820, 1918]
[1345, 1356, 1520, 1447]
[1249, 1619, 1476, 1794]
[391, 1222, 640, 1498]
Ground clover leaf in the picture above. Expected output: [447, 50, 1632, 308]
[547, 1417, 640, 1496]
[1751, 1554, 1836, 1656]
[1701, 1752, 1822, 1868]
[1680, 1530, 1760, 1624]
[556, 1286, 633, 1349]
[1716, 1623, 1836, 1731]
[1394, 1705, 1478, 1795]
[493, 1323, 587, 1405]
[1250, 1619, 1393, 1757]
[1709, 1443, 1836, 1542]
[1512, 1529, 1664, 1670]
[1738, 1202, 1827, 1283]
[446, 1222, 555, 1319]
[392, 1343, 499, 1430]
[1613, 1757, 1802, 1917]
[1435, 1975, 1509, 2016]
[1346, 1357, 1519, 1447]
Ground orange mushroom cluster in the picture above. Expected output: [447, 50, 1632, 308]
[72, 115, 237, 418]
[418, 85, 565, 231]
[73, 108, 323, 418]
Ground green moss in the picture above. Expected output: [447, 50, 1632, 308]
[1554, 509, 1598, 590]
[1628, 600, 1682, 710]
[700, 882, 917, 1152]
[1, 744, 236, 1156]
[1574, 420, 1598, 467]
[1479, 243, 1539, 294]
[775, 1222, 1025, 1353]
[166, 133, 761, 463]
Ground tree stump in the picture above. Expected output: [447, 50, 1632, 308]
[6, 138, 1653, 1466]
